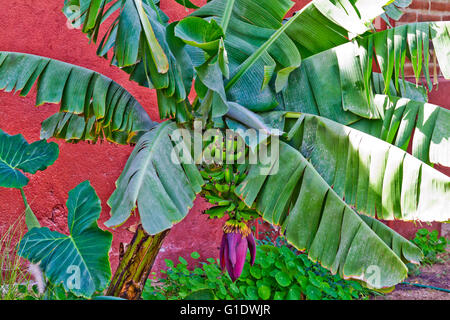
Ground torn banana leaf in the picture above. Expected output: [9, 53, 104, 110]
[192, 0, 394, 111]
[106, 121, 204, 235]
[0, 51, 155, 144]
[18, 181, 112, 298]
[350, 94, 450, 167]
[63, 0, 194, 120]
[284, 113, 450, 221]
[234, 141, 423, 289]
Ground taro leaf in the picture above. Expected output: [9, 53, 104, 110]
[0, 129, 59, 188]
[18, 181, 112, 298]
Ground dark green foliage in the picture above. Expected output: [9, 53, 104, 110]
[412, 229, 448, 265]
[142, 245, 375, 300]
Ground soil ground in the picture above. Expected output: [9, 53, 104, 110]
[374, 225, 450, 300]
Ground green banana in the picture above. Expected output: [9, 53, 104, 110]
[205, 205, 229, 219]
[215, 183, 230, 193]
[226, 202, 236, 213]
[210, 171, 225, 182]
[205, 194, 231, 206]
[224, 165, 232, 184]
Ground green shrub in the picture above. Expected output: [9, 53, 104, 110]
[143, 244, 375, 300]
[412, 228, 448, 265]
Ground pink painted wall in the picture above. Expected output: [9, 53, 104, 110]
[0, 0, 448, 277]
[0, 0, 221, 273]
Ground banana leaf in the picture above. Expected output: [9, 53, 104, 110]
[350, 94, 450, 167]
[0, 51, 155, 144]
[283, 113, 450, 221]
[106, 120, 205, 234]
[235, 140, 423, 289]
[191, 0, 395, 111]
[63, 0, 194, 120]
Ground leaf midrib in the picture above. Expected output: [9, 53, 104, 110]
[133, 121, 172, 198]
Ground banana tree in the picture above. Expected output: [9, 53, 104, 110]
[1, 0, 450, 299]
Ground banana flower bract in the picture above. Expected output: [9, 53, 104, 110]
[219, 221, 256, 282]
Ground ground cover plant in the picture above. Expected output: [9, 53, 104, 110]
[0, 0, 449, 300]
[143, 244, 377, 300]
[412, 229, 448, 266]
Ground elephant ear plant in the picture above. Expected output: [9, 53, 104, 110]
[1, 0, 450, 299]
[0, 129, 59, 229]
[0, 130, 113, 298]
[18, 181, 113, 299]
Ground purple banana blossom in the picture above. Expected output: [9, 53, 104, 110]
[219, 228, 256, 282]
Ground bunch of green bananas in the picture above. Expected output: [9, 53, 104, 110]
[200, 162, 259, 222]
[202, 133, 248, 165]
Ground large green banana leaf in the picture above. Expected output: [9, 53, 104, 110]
[64, 0, 168, 70]
[18, 181, 113, 298]
[279, 21, 450, 121]
[358, 21, 449, 93]
[283, 113, 450, 221]
[0, 51, 155, 144]
[106, 120, 204, 235]
[358, 213, 421, 266]
[191, 0, 395, 112]
[235, 140, 422, 289]
[0, 129, 59, 188]
[351, 94, 450, 167]
[279, 47, 427, 124]
[63, 0, 194, 120]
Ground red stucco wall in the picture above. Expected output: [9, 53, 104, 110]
[0, 0, 448, 276]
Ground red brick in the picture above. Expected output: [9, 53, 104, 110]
[403, 66, 442, 79]
[409, 0, 430, 10]
[417, 13, 443, 21]
[400, 11, 419, 22]
[431, 2, 450, 12]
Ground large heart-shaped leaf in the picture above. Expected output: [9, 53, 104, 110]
[18, 181, 112, 298]
[0, 129, 59, 188]
[106, 121, 204, 235]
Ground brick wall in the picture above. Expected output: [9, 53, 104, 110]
[397, 0, 450, 24]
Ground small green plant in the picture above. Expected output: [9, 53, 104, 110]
[0, 216, 37, 300]
[412, 229, 448, 266]
[143, 245, 375, 300]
